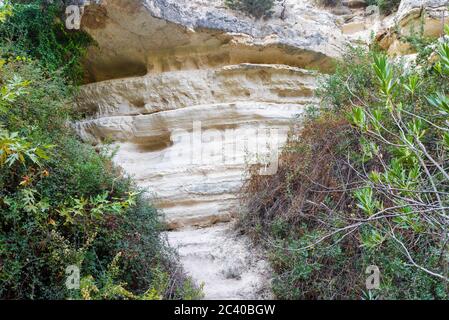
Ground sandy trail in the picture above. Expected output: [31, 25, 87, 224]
[167, 223, 272, 300]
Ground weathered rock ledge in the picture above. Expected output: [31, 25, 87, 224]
[74, 0, 449, 300]
[378, 0, 449, 55]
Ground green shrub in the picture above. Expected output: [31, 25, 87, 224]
[0, 57, 201, 300]
[0, 0, 93, 84]
[240, 29, 449, 299]
[225, 0, 275, 18]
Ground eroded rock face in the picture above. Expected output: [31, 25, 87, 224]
[378, 0, 449, 54]
[76, 2, 342, 297]
[167, 223, 272, 299]
[76, 1, 449, 229]
[76, 63, 317, 228]
[76, 0, 342, 228]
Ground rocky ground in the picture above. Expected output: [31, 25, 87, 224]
[167, 223, 272, 299]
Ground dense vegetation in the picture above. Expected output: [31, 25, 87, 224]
[0, 0, 200, 299]
[366, 0, 401, 15]
[240, 27, 449, 299]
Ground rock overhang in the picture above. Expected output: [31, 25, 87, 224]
[81, 0, 347, 82]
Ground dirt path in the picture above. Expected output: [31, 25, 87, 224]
[167, 223, 272, 300]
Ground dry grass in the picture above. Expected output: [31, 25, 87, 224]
[241, 112, 360, 233]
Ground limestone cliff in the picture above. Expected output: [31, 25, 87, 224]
[76, 2, 449, 226]
[80, 0, 345, 82]
[76, 0, 348, 229]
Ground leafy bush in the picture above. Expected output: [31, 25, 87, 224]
[0, 0, 93, 83]
[0, 1, 201, 300]
[240, 28, 449, 299]
[225, 0, 275, 18]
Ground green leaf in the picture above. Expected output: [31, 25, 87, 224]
[35, 147, 49, 160]
[442, 132, 449, 148]
[350, 106, 366, 130]
[426, 93, 449, 114]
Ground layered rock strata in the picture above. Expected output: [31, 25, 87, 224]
[75, 63, 318, 228]
[76, 0, 342, 228]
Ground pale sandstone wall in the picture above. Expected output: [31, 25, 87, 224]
[76, 0, 342, 229]
[75, 0, 449, 229]
[75, 63, 318, 228]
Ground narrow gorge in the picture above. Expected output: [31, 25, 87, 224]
[74, 0, 449, 299]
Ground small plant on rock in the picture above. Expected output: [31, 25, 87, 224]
[225, 0, 275, 19]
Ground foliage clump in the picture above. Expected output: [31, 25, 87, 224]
[240, 27, 449, 299]
[0, 1, 201, 300]
[225, 0, 275, 19]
